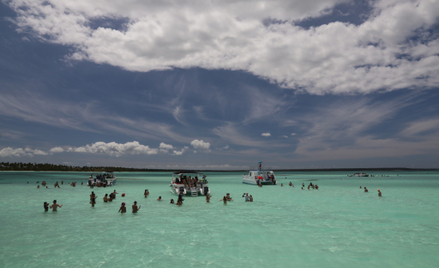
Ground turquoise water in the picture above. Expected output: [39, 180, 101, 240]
[0, 171, 438, 267]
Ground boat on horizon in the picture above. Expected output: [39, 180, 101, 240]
[169, 171, 210, 196]
[350, 172, 369, 177]
[87, 172, 117, 187]
[242, 162, 277, 185]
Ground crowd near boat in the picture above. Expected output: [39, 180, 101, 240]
[35, 161, 384, 213]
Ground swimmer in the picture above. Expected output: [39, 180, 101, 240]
[289, 182, 292, 187]
[170, 199, 175, 204]
[281, 183, 283, 187]
[43, 202, 49, 212]
[360, 186, 362, 189]
[206, 194, 211, 203]
[112, 190, 118, 199]
[90, 196, 97, 207]
[118, 202, 126, 213]
[364, 187, 368, 193]
[144, 189, 149, 198]
[221, 196, 227, 204]
[226, 193, 233, 201]
[249, 195, 253, 202]
[157, 196, 162, 201]
[50, 200, 62, 211]
[61, 181, 63, 185]
[103, 194, 108, 202]
[244, 193, 250, 202]
[377, 189, 382, 197]
[132, 201, 141, 213]
[37, 185, 40, 188]
[90, 191, 96, 201]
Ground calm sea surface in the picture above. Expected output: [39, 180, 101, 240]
[0, 171, 438, 267]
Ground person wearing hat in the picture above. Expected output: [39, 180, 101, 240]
[132, 201, 141, 213]
[118, 202, 126, 213]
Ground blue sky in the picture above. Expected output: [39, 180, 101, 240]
[1, 0, 439, 169]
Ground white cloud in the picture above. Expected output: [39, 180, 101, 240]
[282, 135, 288, 138]
[159, 142, 174, 151]
[261, 133, 271, 137]
[0, 147, 48, 157]
[25, 148, 48, 155]
[190, 139, 211, 150]
[6, 0, 439, 95]
[291, 133, 297, 136]
[173, 146, 188, 155]
[0, 147, 29, 157]
[49, 147, 64, 153]
[67, 141, 158, 157]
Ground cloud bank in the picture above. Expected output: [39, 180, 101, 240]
[6, 0, 439, 94]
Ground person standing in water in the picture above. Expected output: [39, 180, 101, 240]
[144, 189, 149, 198]
[50, 200, 62, 211]
[118, 202, 126, 213]
[43, 202, 49, 212]
[132, 201, 141, 213]
[378, 189, 382, 197]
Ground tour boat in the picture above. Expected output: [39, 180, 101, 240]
[87, 172, 117, 187]
[351, 173, 369, 177]
[169, 172, 210, 196]
[242, 162, 277, 185]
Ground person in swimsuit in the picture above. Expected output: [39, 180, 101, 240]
[90, 196, 97, 207]
[378, 189, 382, 197]
[50, 200, 62, 211]
[118, 202, 126, 213]
[157, 196, 162, 201]
[206, 194, 211, 203]
[132, 201, 141, 213]
[43, 202, 49, 212]
[221, 196, 227, 204]
[144, 189, 149, 198]
[364, 187, 368, 192]
[112, 190, 118, 199]
[226, 193, 233, 201]
[103, 194, 108, 202]
[249, 195, 253, 202]
[170, 199, 174, 204]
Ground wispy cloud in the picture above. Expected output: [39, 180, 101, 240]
[292, 96, 426, 161]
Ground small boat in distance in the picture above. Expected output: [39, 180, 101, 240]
[87, 172, 117, 187]
[242, 162, 277, 185]
[170, 172, 210, 196]
[350, 172, 369, 177]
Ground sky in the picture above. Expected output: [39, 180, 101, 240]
[1, 0, 439, 170]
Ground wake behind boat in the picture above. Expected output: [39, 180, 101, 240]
[170, 172, 210, 196]
[242, 162, 277, 185]
[87, 172, 117, 187]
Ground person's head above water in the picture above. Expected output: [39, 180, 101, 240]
[122, 202, 125, 206]
[53, 200, 57, 203]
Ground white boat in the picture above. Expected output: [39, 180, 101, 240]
[351, 173, 369, 177]
[169, 172, 210, 196]
[87, 172, 117, 187]
[242, 162, 277, 185]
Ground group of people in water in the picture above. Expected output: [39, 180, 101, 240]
[360, 186, 382, 196]
[35, 180, 80, 188]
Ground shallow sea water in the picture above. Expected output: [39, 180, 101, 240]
[0, 171, 438, 268]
